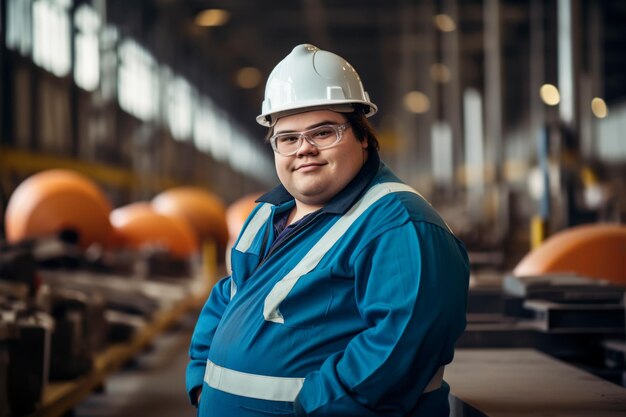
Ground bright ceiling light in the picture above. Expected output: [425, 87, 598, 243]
[434, 14, 456, 32]
[235, 67, 262, 89]
[430, 63, 451, 83]
[591, 97, 608, 118]
[195, 9, 230, 27]
[404, 91, 431, 114]
[539, 84, 560, 106]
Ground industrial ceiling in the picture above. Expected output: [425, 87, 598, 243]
[103, 0, 626, 138]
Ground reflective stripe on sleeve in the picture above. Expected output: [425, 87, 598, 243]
[235, 203, 273, 253]
[263, 182, 419, 323]
[204, 360, 305, 402]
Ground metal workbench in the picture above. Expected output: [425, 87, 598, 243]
[448, 348, 626, 417]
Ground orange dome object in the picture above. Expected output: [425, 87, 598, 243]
[5, 169, 113, 248]
[226, 192, 263, 242]
[110, 203, 198, 258]
[151, 187, 228, 249]
[513, 224, 626, 285]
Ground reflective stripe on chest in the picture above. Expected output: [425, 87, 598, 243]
[231, 202, 274, 299]
[262, 182, 422, 323]
[235, 203, 273, 253]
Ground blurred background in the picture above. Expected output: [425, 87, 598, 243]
[1, 1, 626, 416]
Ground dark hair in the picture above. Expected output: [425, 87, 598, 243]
[264, 104, 380, 151]
[344, 104, 380, 151]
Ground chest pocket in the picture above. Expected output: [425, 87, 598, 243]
[275, 266, 334, 329]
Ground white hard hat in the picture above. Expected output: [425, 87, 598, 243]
[256, 44, 377, 126]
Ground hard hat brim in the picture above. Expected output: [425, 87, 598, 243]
[256, 100, 377, 127]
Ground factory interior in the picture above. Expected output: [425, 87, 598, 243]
[1, 0, 626, 416]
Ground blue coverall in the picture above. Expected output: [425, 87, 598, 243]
[187, 149, 470, 416]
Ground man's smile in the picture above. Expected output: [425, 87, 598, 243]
[294, 162, 326, 172]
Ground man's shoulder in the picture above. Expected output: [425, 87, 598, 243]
[364, 167, 452, 234]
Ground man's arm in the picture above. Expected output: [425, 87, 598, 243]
[186, 276, 233, 405]
[295, 222, 469, 416]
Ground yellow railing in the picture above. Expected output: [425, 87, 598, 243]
[0, 146, 181, 190]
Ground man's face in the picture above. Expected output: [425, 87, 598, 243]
[273, 110, 368, 209]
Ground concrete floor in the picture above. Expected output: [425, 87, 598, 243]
[74, 316, 197, 417]
[70, 311, 626, 417]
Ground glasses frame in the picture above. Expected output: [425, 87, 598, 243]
[269, 122, 351, 156]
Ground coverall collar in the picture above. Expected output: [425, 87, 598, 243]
[257, 146, 381, 215]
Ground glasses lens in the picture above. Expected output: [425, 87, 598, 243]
[274, 134, 301, 155]
[308, 126, 338, 148]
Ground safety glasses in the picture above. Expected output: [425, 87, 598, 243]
[269, 123, 350, 156]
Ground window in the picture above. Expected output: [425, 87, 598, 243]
[6, 0, 33, 56]
[118, 39, 159, 121]
[33, 0, 72, 77]
[74, 4, 100, 91]
[165, 71, 194, 141]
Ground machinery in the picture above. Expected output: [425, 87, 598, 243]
[461, 224, 626, 386]
[0, 169, 228, 415]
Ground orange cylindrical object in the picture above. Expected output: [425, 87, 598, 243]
[151, 187, 229, 249]
[224, 192, 263, 272]
[226, 192, 263, 242]
[513, 224, 626, 285]
[110, 203, 198, 258]
[5, 169, 113, 248]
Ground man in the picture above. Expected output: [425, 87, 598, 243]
[187, 44, 469, 417]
